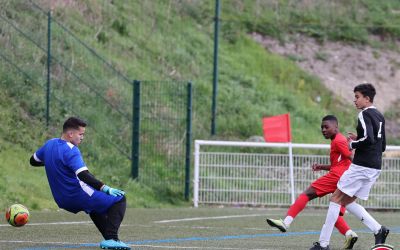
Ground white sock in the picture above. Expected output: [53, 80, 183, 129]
[319, 202, 341, 247]
[345, 229, 354, 236]
[346, 202, 381, 234]
[283, 216, 293, 227]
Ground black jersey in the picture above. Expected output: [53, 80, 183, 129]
[350, 106, 386, 169]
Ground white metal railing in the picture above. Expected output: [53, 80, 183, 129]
[193, 140, 400, 209]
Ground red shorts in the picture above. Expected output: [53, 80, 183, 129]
[311, 172, 346, 215]
[311, 172, 340, 197]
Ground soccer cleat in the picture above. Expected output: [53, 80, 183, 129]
[374, 226, 389, 245]
[342, 230, 358, 249]
[266, 218, 287, 232]
[100, 239, 131, 250]
[309, 242, 330, 250]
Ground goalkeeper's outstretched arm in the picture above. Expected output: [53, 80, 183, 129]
[29, 155, 44, 167]
[77, 170, 125, 197]
[77, 170, 104, 190]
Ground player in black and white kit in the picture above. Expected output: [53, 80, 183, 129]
[310, 83, 390, 250]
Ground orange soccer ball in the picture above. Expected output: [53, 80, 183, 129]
[5, 204, 29, 227]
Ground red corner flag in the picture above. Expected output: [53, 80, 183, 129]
[262, 113, 292, 142]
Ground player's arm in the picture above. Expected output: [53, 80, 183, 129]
[382, 122, 386, 152]
[350, 149, 355, 160]
[336, 138, 353, 161]
[29, 154, 44, 167]
[77, 169, 125, 196]
[312, 163, 330, 171]
[69, 149, 103, 190]
[70, 149, 124, 196]
[77, 170, 104, 190]
[350, 113, 375, 149]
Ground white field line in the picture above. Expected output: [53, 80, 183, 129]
[0, 221, 92, 227]
[130, 244, 272, 250]
[153, 213, 326, 224]
[0, 232, 397, 248]
[0, 240, 270, 250]
[154, 214, 266, 223]
[0, 240, 86, 245]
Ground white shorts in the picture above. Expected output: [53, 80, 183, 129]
[337, 163, 381, 200]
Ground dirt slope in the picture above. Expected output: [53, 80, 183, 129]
[252, 33, 400, 112]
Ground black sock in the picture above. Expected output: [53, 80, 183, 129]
[90, 196, 127, 240]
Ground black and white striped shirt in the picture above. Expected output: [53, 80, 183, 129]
[350, 106, 386, 170]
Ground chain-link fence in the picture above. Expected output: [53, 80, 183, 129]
[0, 1, 193, 199]
[133, 80, 192, 199]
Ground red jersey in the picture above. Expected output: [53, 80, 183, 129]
[329, 133, 352, 177]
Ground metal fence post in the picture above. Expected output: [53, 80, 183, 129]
[132, 80, 141, 179]
[193, 140, 200, 207]
[46, 11, 52, 127]
[211, 0, 220, 135]
[185, 81, 193, 200]
[288, 143, 295, 204]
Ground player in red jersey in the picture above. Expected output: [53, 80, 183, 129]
[267, 115, 358, 249]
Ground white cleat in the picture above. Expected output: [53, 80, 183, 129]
[266, 218, 288, 232]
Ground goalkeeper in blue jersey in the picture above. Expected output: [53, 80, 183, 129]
[29, 117, 130, 250]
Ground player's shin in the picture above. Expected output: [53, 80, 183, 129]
[334, 215, 350, 235]
[286, 193, 309, 223]
[319, 202, 341, 247]
[345, 202, 381, 233]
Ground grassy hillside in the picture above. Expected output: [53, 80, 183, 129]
[1, 0, 399, 210]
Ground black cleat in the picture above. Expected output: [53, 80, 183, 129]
[374, 226, 389, 245]
[309, 242, 330, 250]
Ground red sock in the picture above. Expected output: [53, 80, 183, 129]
[286, 193, 309, 218]
[335, 215, 350, 235]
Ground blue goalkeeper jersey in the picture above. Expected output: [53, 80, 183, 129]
[34, 138, 122, 214]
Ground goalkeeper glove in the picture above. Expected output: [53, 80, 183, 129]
[102, 185, 125, 197]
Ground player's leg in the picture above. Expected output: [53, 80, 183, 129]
[346, 201, 389, 244]
[310, 170, 357, 249]
[266, 186, 317, 232]
[305, 172, 358, 247]
[90, 212, 108, 239]
[312, 189, 353, 249]
[310, 168, 356, 249]
[268, 173, 337, 232]
[104, 196, 127, 240]
[335, 212, 358, 249]
[315, 170, 359, 249]
[310, 201, 341, 250]
[65, 190, 130, 249]
[307, 173, 357, 243]
[331, 199, 358, 249]
[339, 165, 389, 245]
[311, 164, 383, 249]
[347, 202, 382, 232]
[88, 194, 126, 239]
[288, 186, 317, 217]
[335, 206, 350, 235]
[93, 197, 130, 250]
[90, 196, 126, 240]
[86, 191, 130, 250]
